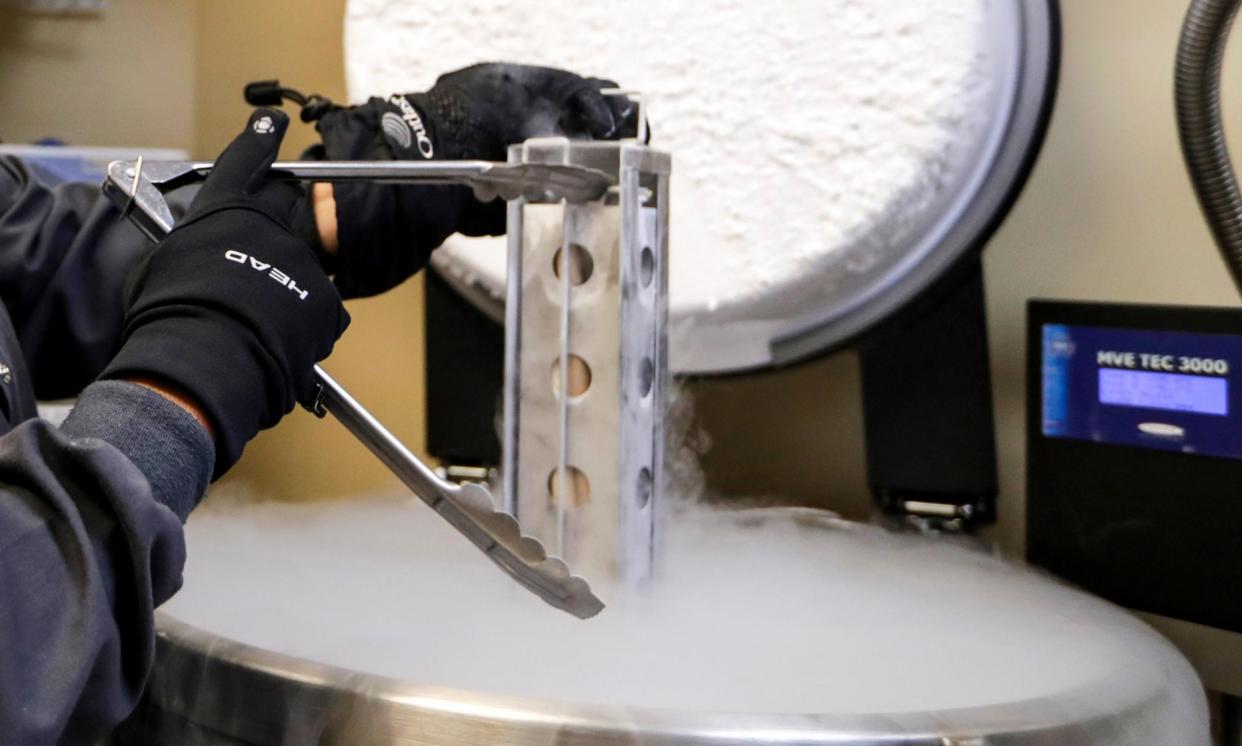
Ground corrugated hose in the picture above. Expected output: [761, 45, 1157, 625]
[1177, 0, 1242, 296]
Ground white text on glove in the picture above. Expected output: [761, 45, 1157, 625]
[388, 95, 435, 158]
[224, 250, 309, 300]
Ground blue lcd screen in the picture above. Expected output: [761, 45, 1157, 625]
[1097, 368, 1228, 416]
[1042, 324, 1242, 459]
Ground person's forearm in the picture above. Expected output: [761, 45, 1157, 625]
[63, 381, 214, 521]
[313, 182, 339, 255]
[0, 407, 200, 743]
[128, 377, 215, 439]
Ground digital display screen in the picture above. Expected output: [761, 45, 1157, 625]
[1097, 369, 1228, 416]
[1042, 324, 1242, 459]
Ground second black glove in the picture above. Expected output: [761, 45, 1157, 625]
[303, 63, 637, 299]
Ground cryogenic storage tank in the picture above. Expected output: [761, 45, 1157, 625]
[114, 0, 1211, 743]
[117, 498, 1208, 744]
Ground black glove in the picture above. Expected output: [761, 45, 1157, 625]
[306, 63, 638, 299]
[101, 109, 350, 476]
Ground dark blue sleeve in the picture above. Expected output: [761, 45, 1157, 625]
[0, 381, 213, 744]
[0, 157, 175, 400]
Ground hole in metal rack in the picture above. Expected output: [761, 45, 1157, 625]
[636, 467, 653, 509]
[552, 243, 594, 286]
[639, 357, 654, 398]
[548, 466, 591, 507]
[552, 355, 593, 399]
[640, 246, 655, 288]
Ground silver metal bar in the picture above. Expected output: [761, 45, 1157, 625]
[100, 157, 606, 620]
[556, 203, 573, 556]
[505, 140, 669, 586]
[107, 159, 611, 209]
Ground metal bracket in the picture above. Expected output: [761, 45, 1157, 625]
[306, 382, 328, 419]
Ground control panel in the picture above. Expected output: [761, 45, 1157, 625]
[1028, 300, 1242, 633]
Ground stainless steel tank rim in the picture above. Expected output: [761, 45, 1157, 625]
[146, 611, 1166, 745]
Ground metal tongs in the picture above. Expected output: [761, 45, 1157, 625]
[102, 158, 611, 619]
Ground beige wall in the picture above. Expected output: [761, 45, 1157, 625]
[0, 1, 195, 149]
[2, 1, 1241, 555]
[192, 0, 348, 160]
[193, 0, 429, 502]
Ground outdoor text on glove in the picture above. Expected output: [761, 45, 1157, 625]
[300, 63, 637, 298]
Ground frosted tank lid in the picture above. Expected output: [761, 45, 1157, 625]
[343, 0, 1058, 374]
[147, 497, 1210, 744]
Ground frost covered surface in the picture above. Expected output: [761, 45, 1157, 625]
[163, 495, 1208, 741]
[344, 0, 1000, 327]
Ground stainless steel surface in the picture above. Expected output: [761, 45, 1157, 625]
[100, 159, 605, 620]
[502, 139, 669, 586]
[106, 158, 610, 215]
[130, 612, 1164, 745]
[102, 158, 611, 242]
[124, 514, 1176, 745]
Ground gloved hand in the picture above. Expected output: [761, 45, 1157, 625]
[101, 108, 350, 476]
[304, 63, 638, 298]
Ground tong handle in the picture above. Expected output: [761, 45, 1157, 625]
[102, 158, 611, 242]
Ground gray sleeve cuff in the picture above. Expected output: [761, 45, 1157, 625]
[60, 380, 214, 522]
